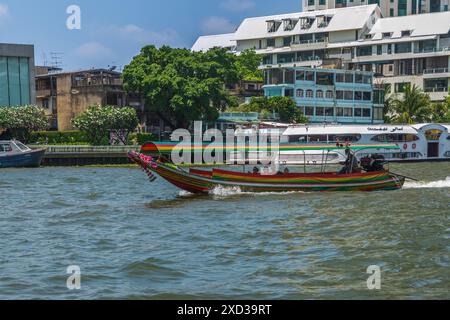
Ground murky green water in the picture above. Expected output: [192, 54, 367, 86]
[0, 163, 449, 299]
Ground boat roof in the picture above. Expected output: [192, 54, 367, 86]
[282, 124, 419, 136]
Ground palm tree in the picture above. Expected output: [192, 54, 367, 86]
[390, 84, 431, 124]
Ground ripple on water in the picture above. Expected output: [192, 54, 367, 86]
[121, 257, 186, 280]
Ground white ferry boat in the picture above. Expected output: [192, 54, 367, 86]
[228, 123, 450, 164]
[279, 123, 450, 164]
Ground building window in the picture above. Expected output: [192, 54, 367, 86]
[296, 89, 304, 97]
[296, 70, 305, 81]
[363, 92, 372, 101]
[373, 107, 384, 120]
[354, 108, 362, 117]
[387, 44, 392, 54]
[363, 109, 371, 117]
[395, 42, 412, 54]
[283, 36, 292, 47]
[0, 56, 31, 106]
[390, 9, 394, 17]
[305, 71, 315, 81]
[398, 0, 407, 16]
[306, 90, 314, 98]
[401, 30, 411, 37]
[316, 90, 324, 99]
[357, 46, 373, 56]
[326, 90, 334, 99]
[319, 0, 326, 4]
[304, 106, 314, 116]
[325, 107, 334, 116]
[284, 88, 294, 97]
[355, 91, 362, 100]
[267, 38, 275, 47]
[316, 107, 325, 116]
[377, 45, 382, 55]
[344, 91, 353, 100]
[308, 0, 315, 5]
[336, 90, 344, 100]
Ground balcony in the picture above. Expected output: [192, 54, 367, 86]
[413, 46, 450, 54]
[423, 67, 450, 78]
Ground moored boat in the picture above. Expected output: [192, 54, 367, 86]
[0, 140, 46, 168]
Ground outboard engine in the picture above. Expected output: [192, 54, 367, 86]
[360, 154, 386, 172]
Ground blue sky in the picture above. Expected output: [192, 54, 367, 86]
[0, 0, 301, 70]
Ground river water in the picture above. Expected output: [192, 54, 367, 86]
[0, 163, 449, 299]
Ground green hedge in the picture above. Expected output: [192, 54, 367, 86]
[29, 131, 157, 145]
[128, 133, 158, 145]
[30, 131, 91, 145]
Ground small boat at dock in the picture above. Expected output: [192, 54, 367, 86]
[0, 140, 46, 168]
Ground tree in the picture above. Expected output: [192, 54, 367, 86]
[389, 84, 431, 124]
[235, 49, 263, 81]
[72, 105, 139, 145]
[0, 105, 48, 142]
[429, 96, 450, 123]
[232, 96, 308, 123]
[122, 45, 240, 130]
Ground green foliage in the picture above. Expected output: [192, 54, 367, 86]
[29, 131, 90, 145]
[386, 85, 450, 124]
[429, 95, 450, 123]
[235, 49, 263, 81]
[233, 96, 308, 123]
[122, 46, 240, 129]
[72, 105, 139, 145]
[128, 132, 157, 145]
[0, 105, 48, 143]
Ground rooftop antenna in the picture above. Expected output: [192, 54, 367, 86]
[50, 52, 64, 70]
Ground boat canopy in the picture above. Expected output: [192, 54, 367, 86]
[141, 141, 400, 155]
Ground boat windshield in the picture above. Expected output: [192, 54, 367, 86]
[13, 141, 31, 152]
[0, 143, 13, 152]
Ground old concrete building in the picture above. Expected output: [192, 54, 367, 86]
[0, 43, 36, 106]
[35, 69, 127, 130]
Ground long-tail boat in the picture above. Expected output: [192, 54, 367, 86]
[128, 142, 405, 194]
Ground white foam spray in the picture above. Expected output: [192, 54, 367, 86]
[404, 177, 450, 189]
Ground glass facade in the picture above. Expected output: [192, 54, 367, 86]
[0, 56, 31, 106]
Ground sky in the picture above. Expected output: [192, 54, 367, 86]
[0, 0, 301, 71]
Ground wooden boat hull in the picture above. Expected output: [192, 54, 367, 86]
[129, 152, 405, 194]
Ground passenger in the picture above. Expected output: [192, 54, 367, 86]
[252, 166, 260, 174]
[338, 148, 359, 174]
[284, 167, 290, 174]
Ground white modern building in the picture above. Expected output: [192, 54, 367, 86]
[193, 5, 450, 109]
[302, 0, 449, 17]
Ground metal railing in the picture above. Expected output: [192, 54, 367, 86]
[30, 145, 141, 154]
[423, 67, 449, 74]
[424, 87, 448, 93]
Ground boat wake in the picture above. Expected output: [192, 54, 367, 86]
[404, 177, 450, 189]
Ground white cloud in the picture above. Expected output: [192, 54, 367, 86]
[221, 0, 255, 12]
[74, 42, 113, 58]
[109, 24, 182, 47]
[0, 3, 10, 21]
[201, 16, 236, 35]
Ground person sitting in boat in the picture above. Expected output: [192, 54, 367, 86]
[360, 154, 386, 172]
[338, 148, 359, 174]
[284, 167, 290, 174]
[252, 166, 260, 174]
